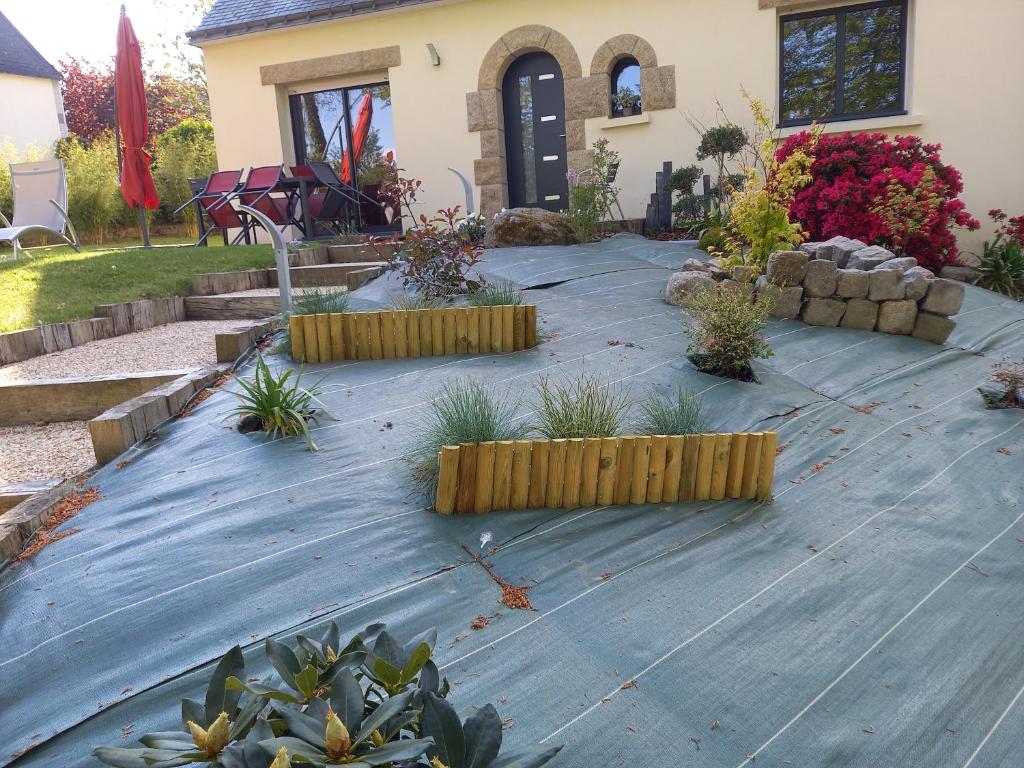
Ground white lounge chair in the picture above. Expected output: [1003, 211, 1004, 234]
[0, 159, 80, 259]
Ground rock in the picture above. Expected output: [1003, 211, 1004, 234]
[848, 245, 897, 271]
[485, 207, 577, 248]
[939, 265, 981, 284]
[237, 414, 263, 434]
[912, 311, 956, 344]
[877, 300, 918, 335]
[756, 278, 803, 318]
[801, 297, 847, 327]
[665, 271, 716, 307]
[810, 236, 867, 267]
[707, 265, 731, 282]
[721, 279, 753, 299]
[835, 269, 870, 298]
[731, 265, 756, 283]
[868, 269, 905, 301]
[906, 265, 936, 280]
[903, 271, 929, 301]
[877, 256, 918, 271]
[803, 259, 838, 298]
[766, 250, 809, 287]
[921, 278, 966, 316]
[840, 299, 879, 331]
[682, 258, 710, 273]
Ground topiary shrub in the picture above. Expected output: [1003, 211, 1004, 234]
[778, 131, 980, 271]
[684, 284, 775, 381]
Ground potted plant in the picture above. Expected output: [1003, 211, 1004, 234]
[613, 86, 641, 117]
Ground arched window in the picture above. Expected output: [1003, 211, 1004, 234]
[610, 57, 642, 117]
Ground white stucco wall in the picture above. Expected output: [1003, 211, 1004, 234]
[197, 0, 1024, 253]
[0, 72, 65, 157]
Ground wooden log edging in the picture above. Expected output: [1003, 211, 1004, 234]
[289, 305, 539, 363]
[435, 432, 778, 515]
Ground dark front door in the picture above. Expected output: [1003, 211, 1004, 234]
[503, 53, 569, 211]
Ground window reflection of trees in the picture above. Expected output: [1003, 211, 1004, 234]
[843, 6, 902, 114]
[782, 15, 837, 123]
[519, 76, 537, 205]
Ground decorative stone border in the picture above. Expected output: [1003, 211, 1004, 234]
[435, 432, 777, 515]
[214, 319, 277, 363]
[289, 305, 538, 363]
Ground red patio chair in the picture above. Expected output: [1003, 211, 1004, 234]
[174, 169, 248, 245]
[232, 165, 297, 237]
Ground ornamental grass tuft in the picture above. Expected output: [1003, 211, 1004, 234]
[531, 374, 631, 439]
[292, 286, 350, 315]
[467, 280, 524, 307]
[634, 385, 707, 436]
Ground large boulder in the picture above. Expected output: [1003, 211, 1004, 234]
[682, 257, 710, 273]
[848, 245, 897, 271]
[921, 278, 966, 315]
[841, 299, 879, 331]
[868, 269, 905, 301]
[906, 265, 936, 281]
[913, 311, 956, 344]
[939, 265, 981, 284]
[877, 300, 918, 335]
[766, 250, 809, 287]
[835, 269, 870, 298]
[803, 259, 838, 298]
[804, 236, 867, 267]
[801, 297, 847, 327]
[485, 208, 577, 248]
[755, 277, 803, 318]
[903, 271, 929, 302]
[665, 271, 716, 307]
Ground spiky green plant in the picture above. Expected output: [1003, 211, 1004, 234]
[228, 353, 324, 451]
[292, 286, 350, 315]
[408, 379, 529, 499]
[468, 280, 524, 307]
[634, 385, 707, 435]
[531, 374, 631, 439]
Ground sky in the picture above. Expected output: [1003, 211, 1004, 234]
[0, 0, 204, 72]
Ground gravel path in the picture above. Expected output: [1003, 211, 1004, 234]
[0, 320, 243, 382]
[0, 421, 95, 485]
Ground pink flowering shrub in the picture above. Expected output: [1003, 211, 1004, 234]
[989, 208, 1024, 246]
[777, 132, 980, 270]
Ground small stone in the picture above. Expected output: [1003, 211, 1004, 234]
[903, 271, 928, 301]
[877, 300, 918, 335]
[840, 298, 879, 331]
[876, 256, 918, 271]
[721, 279, 753, 298]
[801, 297, 847, 327]
[906, 266, 936, 280]
[868, 269, 905, 301]
[731, 265, 756, 283]
[912, 311, 956, 344]
[848, 245, 897, 271]
[811, 236, 867, 267]
[766, 250, 809, 287]
[835, 269, 870, 298]
[665, 271, 716, 307]
[939, 265, 981, 284]
[803, 259, 838, 298]
[707, 265, 731, 282]
[756, 278, 803, 318]
[682, 258, 710, 273]
[921, 278, 966, 315]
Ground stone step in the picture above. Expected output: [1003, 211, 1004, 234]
[327, 243, 396, 263]
[0, 478, 62, 514]
[270, 262, 389, 288]
[192, 261, 390, 295]
[184, 295, 282, 320]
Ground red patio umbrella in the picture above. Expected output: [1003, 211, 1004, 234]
[115, 4, 159, 245]
[341, 90, 374, 185]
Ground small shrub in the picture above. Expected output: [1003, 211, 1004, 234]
[408, 380, 528, 498]
[695, 122, 748, 208]
[532, 374, 631, 439]
[93, 620, 561, 768]
[666, 164, 707, 228]
[684, 284, 775, 381]
[457, 211, 487, 244]
[468, 280, 524, 307]
[975, 209, 1024, 298]
[982, 358, 1024, 408]
[152, 119, 217, 237]
[292, 286, 350, 315]
[57, 133, 125, 244]
[228, 353, 323, 450]
[698, 225, 728, 253]
[634, 385, 707, 435]
[565, 138, 621, 242]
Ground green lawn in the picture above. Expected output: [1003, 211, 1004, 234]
[0, 239, 274, 332]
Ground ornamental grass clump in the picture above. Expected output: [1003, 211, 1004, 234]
[228, 353, 324, 451]
[634, 385, 707, 436]
[408, 379, 528, 498]
[292, 286, 350, 315]
[94, 621, 562, 768]
[532, 374, 631, 439]
[684, 285, 775, 382]
[468, 280, 524, 307]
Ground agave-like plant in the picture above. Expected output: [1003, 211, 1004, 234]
[93, 622, 561, 768]
[228, 352, 324, 451]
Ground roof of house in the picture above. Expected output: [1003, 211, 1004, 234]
[0, 11, 60, 80]
[189, 0, 444, 43]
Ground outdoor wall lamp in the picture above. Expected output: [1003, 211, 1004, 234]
[426, 43, 441, 66]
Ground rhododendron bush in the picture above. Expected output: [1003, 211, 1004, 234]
[777, 132, 979, 270]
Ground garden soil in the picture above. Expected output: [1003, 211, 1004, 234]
[2, 235, 1023, 767]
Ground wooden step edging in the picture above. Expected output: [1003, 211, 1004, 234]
[289, 305, 539, 363]
[434, 432, 778, 515]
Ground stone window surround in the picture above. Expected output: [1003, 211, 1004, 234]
[467, 26, 676, 219]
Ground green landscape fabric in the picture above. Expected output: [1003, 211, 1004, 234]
[2, 235, 1023, 767]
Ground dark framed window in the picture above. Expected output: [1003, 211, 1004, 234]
[610, 57, 642, 117]
[779, 0, 907, 127]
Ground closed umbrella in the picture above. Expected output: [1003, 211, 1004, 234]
[115, 4, 159, 245]
[341, 89, 374, 186]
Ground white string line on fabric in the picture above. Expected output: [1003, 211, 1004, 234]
[960, 677, 1024, 768]
[540, 415, 1024, 745]
[735, 506, 1024, 767]
[439, 382, 993, 674]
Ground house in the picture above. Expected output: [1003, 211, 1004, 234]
[189, 0, 1023, 250]
[0, 11, 67, 156]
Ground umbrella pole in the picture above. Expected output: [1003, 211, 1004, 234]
[138, 205, 151, 247]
